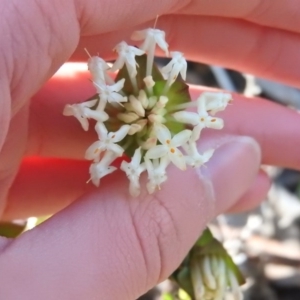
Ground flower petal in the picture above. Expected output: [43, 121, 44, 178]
[108, 92, 127, 104]
[85, 141, 102, 161]
[128, 123, 142, 135]
[154, 124, 171, 144]
[112, 124, 130, 142]
[179, 61, 187, 80]
[171, 129, 192, 147]
[131, 147, 142, 167]
[62, 104, 75, 116]
[146, 181, 156, 194]
[191, 124, 203, 142]
[205, 117, 224, 129]
[110, 55, 125, 72]
[169, 148, 186, 170]
[197, 95, 209, 115]
[141, 137, 157, 150]
[109, 78, 125, 92]
[154, 30, 169, 56]
[202, 149, 214, 163]
[83, 108, 108, 122]
[108, 144, 124, 156]
[173, 111, 199, 126]
[131, 30, 147, 41]
[146, 145, 168, 159]
[88, 57, 109, 85]
[95, 122, 108, 139]
[129, 181, 141, 197]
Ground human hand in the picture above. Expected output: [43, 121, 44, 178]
[0, 1, 300, 299]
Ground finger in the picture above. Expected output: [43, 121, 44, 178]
[226, 168, 271, 213]
[76, 0, 300, 36]
[3, 135, 264, 221]
[29, 69, 300, 170]
[3, 0, 178, 115]
[2, 158, 93, 221]
[0, 85, 10, 150]
[0, 136, 260, 300]
[73, 15, 300, 88]
[0, 0, 83, 216]
[0, 104, 29, 216]
[3, 1, 299, 219]
[180, 0, 300, 35]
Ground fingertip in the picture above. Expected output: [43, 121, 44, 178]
[227, 168, 271, 213]
[200, 135, 262, 214]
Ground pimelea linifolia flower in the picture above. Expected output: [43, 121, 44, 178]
[172, 228, 244, 300]
[63, 27, 232, 198]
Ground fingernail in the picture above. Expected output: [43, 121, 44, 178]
[199, 136, 261, 213]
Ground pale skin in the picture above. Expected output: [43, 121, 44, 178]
[0, 0, 300, 299]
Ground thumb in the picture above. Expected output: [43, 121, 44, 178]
[0, 135, 261, 300]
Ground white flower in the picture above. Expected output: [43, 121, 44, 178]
[131, 28, 169, 56]
[127, 123, 141, 135]
[120, 147, 146, 197]
[157, 96, 169, 108]
[117, 112, 140, 123]
[148, 113, 166, 124]
[129, 95, 145, 117]
[162, 51, 187, 81]
[63, 99, 108, 131]
[63, 27, 232, 197]
[145, 157, 169, 194]
[89, 151, 117, 186]
[87, 56, 110, 85]
[200, 92, 232, 115]
[184, 142, 214, 168]
[111, 41, 145, 77]
[137, 90, 149, 109]
[94, 78, 127, 105]
[173, 96, 224, 142]
[83, 107, 109, 122]
[141, 136, 157, 150]
[145, 124, 192, 170]
[191, 255, 243, 300]
[85, 123, 130, 161]
[143, 75, 155, 88]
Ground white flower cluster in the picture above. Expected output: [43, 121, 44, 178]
[191, 255, 243, 300]
[63, 28, 232, 197]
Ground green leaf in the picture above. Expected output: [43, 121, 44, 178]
[192, 229, 245, 285]
[196, 227, 214, 247]
[162, 292, 174, 300]
[157, 77, 191, 111]
[178, 288, 192, 300]
[154, 77, 191, 135]
[171, 227, 245, 298]
[116, 54, 164, 96]
[0, 221, 27, 238]
[174, 266, 194, 298]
